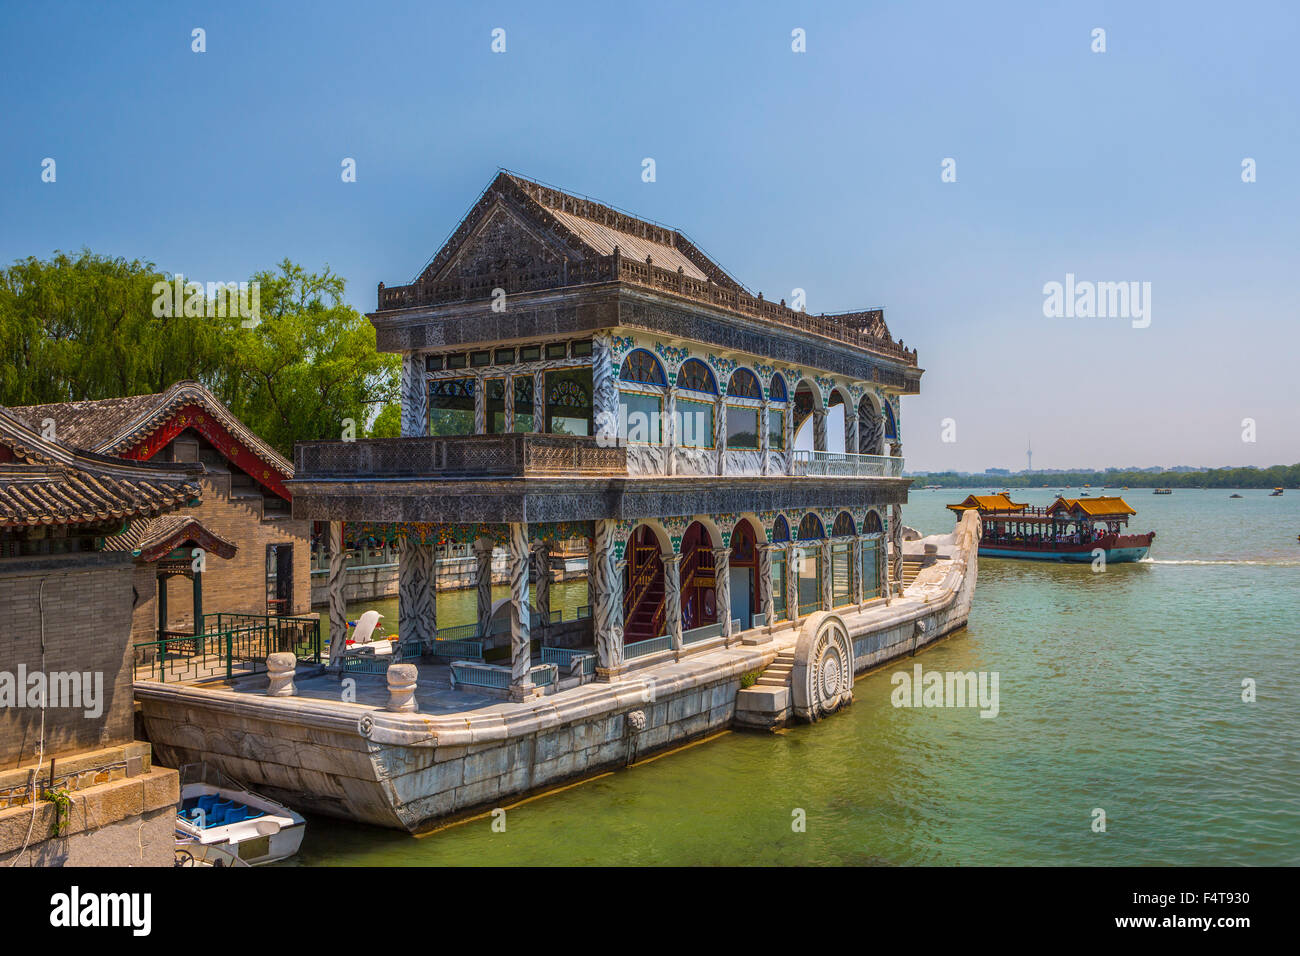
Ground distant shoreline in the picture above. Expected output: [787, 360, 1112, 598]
[904, 466, 1297, 491]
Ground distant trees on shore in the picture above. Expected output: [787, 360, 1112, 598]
[0, 250, 399, 455]
[911, 467, 1298, 490]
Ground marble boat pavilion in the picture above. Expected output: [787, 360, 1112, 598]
[291, 172, 923, 701]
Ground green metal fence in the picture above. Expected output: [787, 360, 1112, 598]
[134, 614, 321, 683]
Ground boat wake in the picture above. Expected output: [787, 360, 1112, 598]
[1139, 557, 1300, 567]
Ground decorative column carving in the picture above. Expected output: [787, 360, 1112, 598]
[785, 543, 800, 628]
[852, 535, 866, 605]
[820, 540, 833, 611]
[503, 374, 515, 433]
[400, 352, 427, 437]
[785, 402, 796, 475]
[665, 385, 678, 476]
[592, 332, 619, 447]
[891, 504, 904, 595]
[507, 523, 534, 700]
[473, 537, 494, 636]
[533, 369, 545, 433]
[844, 406, 858, 457]
[327, 521, 347, 666]
[713, 546, 732, 643]
[531, 541, 551, 643]
[758, 543, 775, 625]
[760, 398, 771, 476]
[663, 552, 683, 658]
[592, 519, 624, 678]
[473, 376, 486, 435]
[813, 408, 827, 453]
[714, 398, 727, 476]
[398, 531, 435, 650]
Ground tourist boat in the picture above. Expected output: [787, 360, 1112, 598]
[1230, 493, 1243, 499]
[1153, 488, 1172, 494]
[1270, 487, 1284, 497]
[947, 493, 1155, 563]
[175, 763, 305, 866]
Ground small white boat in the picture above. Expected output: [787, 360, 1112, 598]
[175, 763, 305, 866]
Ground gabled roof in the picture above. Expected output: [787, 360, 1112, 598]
[10, 381, 293, 499]
[0, 407, 204, 528]
[415, 171, 744, 291]
[947, 493, 1028, 513]
[103, 513, 238, 563]
[1048, 496, 1136, 517]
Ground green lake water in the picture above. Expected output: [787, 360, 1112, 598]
[292, 488, 1300, 865]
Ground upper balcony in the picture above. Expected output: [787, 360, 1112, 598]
[791, 450, 905, 479]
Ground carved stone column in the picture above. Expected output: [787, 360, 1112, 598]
[852, 535, 866, 605]
[760, 397, 771, 476]
[592, 332, 619, 448]
[785, 402, 796, 475]
[398, 531, 434, 650]
[758, 543, 775, 625]
[665, 385, 678, 476]
[713, 546, 732, 644]
[785, 542, 800, 628]
[503, 374, 515, 433]
[400, 352, 427, 437]
[820, 539, 833, 611]
[327, 521, 347, 666]
[663, 552, 683, 658]
[714, 398, 727, 476]
[592, 519, 624, 679]
[532, 369, 545, 433]
[845, 406, 859, 458]
[473, 537, 494, 636]
[891, 503, 904, 595]
[531, 541, 551, 642]
[507, 523, 534, 700]
[473, 377, 486, 435]
[813, 408, 827, 453]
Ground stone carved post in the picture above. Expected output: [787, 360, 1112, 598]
[473, 377, 486, 435]
[845, 406, 858, 459]
[891, 504, 904, 595]
[531, 542, 551, 643]
[507, 523, 534, 700]
[714, 398, 727, 476]
[387, 663, 418, 713]
[852, 535, 866, 605]
[266, 652, 296, 697]
[758, 543, 775, 626]
[592, 520, 624, 679]
[398, 531, 435, 650]
[532, 369, 546, 433]
[713, 547, 733, 643]
[473, 537, 494, 636]
[785, 543, 800, 628]
[592, 332, 619, 448]
[760, 397, 771, 475]
[813, 408, 827, 453]
[503, 374, 515, 434]
[663, 552, 683, 658]
[785, 402, 796, 476]
[820, 539, 833, 611]
[665, 385, 678, 476]
[400, 352, 427, 437]
[327, 521, 347, 666]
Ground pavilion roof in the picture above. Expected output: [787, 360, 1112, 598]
[103, 513, 238, 563]
[0, 407, 203, 528]
[946, 493, 1028, 513]
[1048, 496, 1137, 517]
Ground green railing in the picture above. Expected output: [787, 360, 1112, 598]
[135, 614, 321, 683]
[449, 661, 558, 691]
[683, 622, 722, 645]
[541, 646, 596, 675]
[624, 634, 673, 659]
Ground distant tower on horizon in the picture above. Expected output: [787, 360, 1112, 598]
[1027, 437, 1033, 474]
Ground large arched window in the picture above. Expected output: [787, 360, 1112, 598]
[725, 368, 762, 450]
[619, 350, 666, 386]
[864, 511, 883, 533]
[772, 515, 791, 542]
[797, 513, 825, 540]
[768, 374, 788, 403]
[832, 512, 856, 537]
[883, 401, 898, 441]
[727, 368, 761, 399]
[675, 359, 716, 448]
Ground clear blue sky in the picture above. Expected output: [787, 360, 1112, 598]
[2, 0, 1296, 472]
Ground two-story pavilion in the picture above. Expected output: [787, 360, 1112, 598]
[290, 171, 922, 701]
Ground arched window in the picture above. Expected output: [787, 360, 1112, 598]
[883, 401, 898, 441]
[727, 368, 761, 399]
[677, 359, 716, 395]
[619, 350, 666, 386]
[832, 512, 856, 537]
[768, 374, 788, 403]
[864, 511, 883, 534]
[797, 513, 825, 540]
[772, 515, 791, 542]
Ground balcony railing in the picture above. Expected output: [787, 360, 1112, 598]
[791, 450, 904, 478]
[294, 433, 626, 480]
[375, 252, 918, 369]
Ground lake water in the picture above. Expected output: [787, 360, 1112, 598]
[293, 489, 1300, 865]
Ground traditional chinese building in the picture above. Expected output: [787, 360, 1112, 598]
[292, 171, 923, 701]
[0, 407, 200, 864]
[10, 381, 311, 642]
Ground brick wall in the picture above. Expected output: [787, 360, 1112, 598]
[0, 553, 137, 768]
[152, 471, 312, 635]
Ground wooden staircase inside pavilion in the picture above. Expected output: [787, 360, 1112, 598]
[623, 539, 666, 644]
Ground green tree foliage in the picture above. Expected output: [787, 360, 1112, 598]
[913, 466, 1299, 490]
[0, 251, 397, 457]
